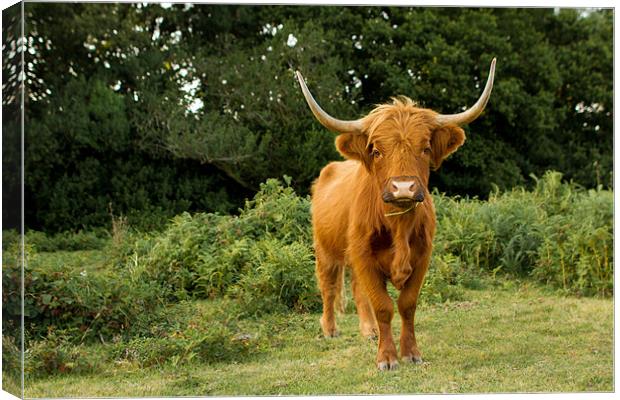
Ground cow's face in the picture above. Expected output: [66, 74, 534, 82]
[335, 99, 465, 208]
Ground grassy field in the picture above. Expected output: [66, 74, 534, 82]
[24, 282, 613, 397]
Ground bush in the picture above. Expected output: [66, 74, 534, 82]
[3, 178, 314, 352]
[236, 177, 313, 246]
[2, 334, 21, 380]
[3, 245, 163, 343]
[228, 239, 321, 315]
[433, 195, 498, 272]
[433, 185, 547, 276]
[433, 171, 613, 296]
[422, 253, 468, 304]
[129, 177, 313, 304]
[128, 212, 221, 300]
[3, 229, 108, 254]
[26, 331, 108, 376]
[533, 189, 613, 296]
[194, 237, 253, 298]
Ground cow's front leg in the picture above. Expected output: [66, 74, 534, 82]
[352, 261, 398, 370]
[397, 254, 430, 364]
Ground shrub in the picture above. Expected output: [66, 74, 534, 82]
[433, 171, 613, 296]
[131, 178, 313, 303]
[3, 240, 31, 337]
[422, 253, 467, 304]
[114, 172, 612, 308]
[133, 212, 221, 300]
[2, 334, 21, 380]
[194, 237, 253, 298]
[25, 330, 108, 376]
[433, 195, 498, 272]
[3, 178, 315, 352]
[2, 230, 20, 250]
[228, 239, 321, 315]
[3, 245, 163, 343]
[236, 177, 312, 246]
[533, 188, 613, 296]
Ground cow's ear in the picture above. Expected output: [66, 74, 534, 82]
[430, 125, 465, 171]
[335, 133, 371, 169]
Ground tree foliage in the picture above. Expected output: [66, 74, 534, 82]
[6, 4, 612, 231]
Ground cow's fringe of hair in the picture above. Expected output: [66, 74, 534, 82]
[361, 96, 439, 144]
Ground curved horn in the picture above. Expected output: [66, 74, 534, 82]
[296, 71, 364, 134]
[436, 58, 496, 126]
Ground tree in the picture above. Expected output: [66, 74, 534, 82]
[13, 5, 613, 231]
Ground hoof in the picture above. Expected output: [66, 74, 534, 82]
[403, 355, 423, 364]
[360, 322, 378, 340]
[320, 317, 339, 338]
[377, 360, 399, 371]
[321, 326, 339, 338]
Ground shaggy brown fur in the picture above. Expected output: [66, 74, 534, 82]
[312, 97, 465, 370]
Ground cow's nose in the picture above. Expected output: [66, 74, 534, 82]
[391, 180, 416, 199]
[383, 176, 425, 204]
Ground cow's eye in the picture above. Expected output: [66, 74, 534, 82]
[423, 147, 432, 155]
[372, 148, 382, 159]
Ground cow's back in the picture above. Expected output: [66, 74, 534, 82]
[311, 160, 359, 264]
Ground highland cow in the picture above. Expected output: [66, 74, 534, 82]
[296, 58, 496, 370]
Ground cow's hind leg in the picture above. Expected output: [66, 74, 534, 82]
[351, 269, 378, 339]
[316, 248, 344, 338]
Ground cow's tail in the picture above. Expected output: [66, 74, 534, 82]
[334, 266, 346, 314]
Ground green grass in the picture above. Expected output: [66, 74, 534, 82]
[24, 282, 613, 397]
